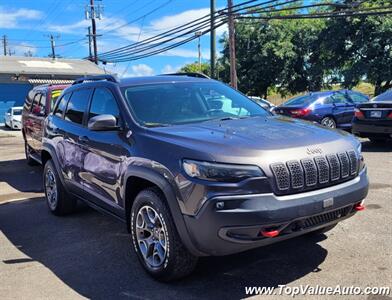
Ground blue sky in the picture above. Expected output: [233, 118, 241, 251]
[0, 0, 230, 77]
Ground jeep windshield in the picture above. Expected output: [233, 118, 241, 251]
[122, 82, 270, 127]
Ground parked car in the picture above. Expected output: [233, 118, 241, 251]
[352, 89, 392, 143]
[22, 84, 69, 165]
[41, 75, 368, 281]
[273, 90, 369, 128]
[248, 96, 276, 111]
[4, 106, 23, 130]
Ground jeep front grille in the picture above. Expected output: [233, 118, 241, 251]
[270, 150, 359, 195]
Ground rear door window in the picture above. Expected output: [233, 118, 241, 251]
[349, 92, 368, 103]
[64, 89, 91, 125]
[31, 93, 42, 115]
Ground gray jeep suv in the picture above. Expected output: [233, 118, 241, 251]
[42, 74, 368, 281]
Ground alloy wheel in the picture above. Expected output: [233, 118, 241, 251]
[135, 205, 168, 268]
[45, 168, 58, 210]
[321, 117, 336, 128]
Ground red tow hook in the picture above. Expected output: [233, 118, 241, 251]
[261, 229, 280, 238]
[354, 203, 365, 211]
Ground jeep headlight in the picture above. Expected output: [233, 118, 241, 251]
[182, 159, 264, 182]
[356, 142, 365, 172]
[357, 142, 362, 154]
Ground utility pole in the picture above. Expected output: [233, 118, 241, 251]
[86, 0, 103, 64]
[87, 26, 93, 60]
[195, 31, 202, 72]
[227, 0, 238, 89]
[210, 0, 216, 78]
[50, 34, 56, 59]
[2, 35, 7, 56]
[46, 34, 60, 59]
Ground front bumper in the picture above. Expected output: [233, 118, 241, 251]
[183, 168, 368, 256]
[12, 121, 22, 130]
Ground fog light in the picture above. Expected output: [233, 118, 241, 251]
[216, 201, 224, 209]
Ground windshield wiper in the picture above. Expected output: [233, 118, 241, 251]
[143, 122, 171, 128]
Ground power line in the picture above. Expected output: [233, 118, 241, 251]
[98, 0, 294, 61]
[96, 0, 392, 63]
[98, 0, 279, 60]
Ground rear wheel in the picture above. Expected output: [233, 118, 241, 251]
[320, 117, 337, 129]
[131, 187, 198, 281]
[44, 159, 76, 215]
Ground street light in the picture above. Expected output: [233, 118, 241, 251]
[195, 31, 203, 72]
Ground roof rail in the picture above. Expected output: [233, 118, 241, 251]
[72, 75, 118, 85]
[159, 72, 210, 79]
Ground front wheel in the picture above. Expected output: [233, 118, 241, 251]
[131, 187, 198, 281]
[320, 117, 337, 129]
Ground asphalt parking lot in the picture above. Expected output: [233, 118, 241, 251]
[0, 127, 391, 300]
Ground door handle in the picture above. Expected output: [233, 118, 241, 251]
[78, 136, 89, 144]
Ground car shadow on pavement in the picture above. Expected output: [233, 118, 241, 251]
[361, 140, 392, 153]
[0, 159, 43, 194]
[0, 197, 328, 300]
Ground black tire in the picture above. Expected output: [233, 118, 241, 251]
[131, 187, 198, 281]
[309, 224, 337, 236]
[320, 116, 337, 129]
[24, 141, 38, 166]
[43, 159, 76, 215]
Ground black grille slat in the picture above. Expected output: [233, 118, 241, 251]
[286, 160, 304, 189]
[326, 154, 340, 181]
[347, 150, 358, 175]
[338, 152, 350, 178]
[314, 156, 330, 184]
[301, 159, 317, 187]
[301, 206, 351, 229]
[271, 150, 359, 194]
[271, 163, 290, 191]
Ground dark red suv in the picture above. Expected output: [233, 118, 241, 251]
[22, 84, 69, 165]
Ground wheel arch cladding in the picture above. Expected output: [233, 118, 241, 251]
[123, 166, 206, 257]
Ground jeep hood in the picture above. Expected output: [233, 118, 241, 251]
[146, 116, 359, 163]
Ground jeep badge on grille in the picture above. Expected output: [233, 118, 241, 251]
[306, 147, 323, 155]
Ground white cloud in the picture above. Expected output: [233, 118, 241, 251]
[150, 8, 210, 31]
[127, 64, 155, 77]
[0, 7, 42, 29]
[161, 64, 179, 74]
[12, 43, 37, 56]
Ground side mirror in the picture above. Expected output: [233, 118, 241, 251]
[88, 114, 118, 131]
[6, 112, 11, 116]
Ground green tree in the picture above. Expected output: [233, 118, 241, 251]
[179, 62, 211, 77]
[314, 0, 392, 95]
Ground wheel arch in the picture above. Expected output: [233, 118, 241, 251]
[41, 144, 67, 188]
[123, 166, 205, 256]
